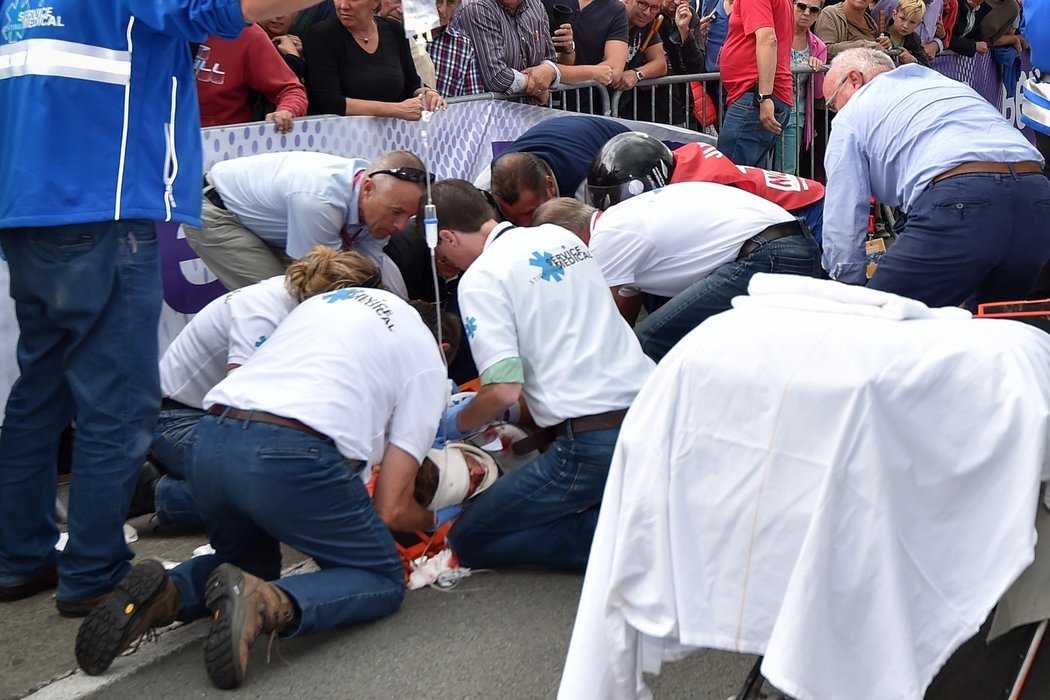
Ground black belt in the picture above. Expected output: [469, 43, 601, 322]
[161, 397, 197, 411]
[207, 404, 329, 441]
[204, 185, 227, 210]
[511, 409, 628, 455]
[737, 219, 804, 260]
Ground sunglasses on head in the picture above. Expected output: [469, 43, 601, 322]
[369, 167, 436, 184]
[795, 2, 821, 12]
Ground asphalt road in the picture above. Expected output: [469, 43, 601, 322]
[3, 511, 756, 700]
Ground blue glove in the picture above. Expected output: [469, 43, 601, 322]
[440, 395, 474, 442]
[433, 504, 463, 528]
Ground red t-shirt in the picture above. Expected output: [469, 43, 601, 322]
[717, 0, 794, 106]
[671, 142, 824, 210]
[196, 24, 308, 128]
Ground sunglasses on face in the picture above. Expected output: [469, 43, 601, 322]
[795, 2, 821, 12]
[370, 167, 436, 184]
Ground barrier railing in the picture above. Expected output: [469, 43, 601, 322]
[446, 79, 611, 117]
[447, 69, 828, 179]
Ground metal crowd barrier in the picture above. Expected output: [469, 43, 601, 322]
[446, 79, 611, 118]
[447, 68, 830, 180]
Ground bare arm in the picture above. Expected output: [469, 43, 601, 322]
[611, 286, 643, 325]
[457, 382, 522, 434]
[373, 444, 435, 533]
[754, 26, 776, 95]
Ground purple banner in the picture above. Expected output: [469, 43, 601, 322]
[932, 49, 1036, 142]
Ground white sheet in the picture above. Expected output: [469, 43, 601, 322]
[560, 276, 1050, 700]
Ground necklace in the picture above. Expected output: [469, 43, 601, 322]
[350, 19, 377, 43]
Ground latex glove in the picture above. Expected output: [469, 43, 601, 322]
[433, 504, 463, 526]
[440, 395, 475, 441]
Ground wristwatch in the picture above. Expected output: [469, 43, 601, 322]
[756, 92, 774, 103]
[635, 70, 644, 82]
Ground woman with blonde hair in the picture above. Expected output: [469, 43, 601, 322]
[130, 247, 381, 531]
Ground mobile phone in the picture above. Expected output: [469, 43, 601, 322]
[702, 8, 718, 22]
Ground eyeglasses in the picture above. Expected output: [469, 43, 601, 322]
[369, 167, 436, 184]
[825, 75, 849, 112]
[795, 2, 820, 12]
[634, 0, 661, 14]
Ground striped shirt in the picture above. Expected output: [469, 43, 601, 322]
[448, 0, 557, 93]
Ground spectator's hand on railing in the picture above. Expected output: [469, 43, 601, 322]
[612, 70, 640, 91]
[759, 99, 782, 135]
[590, 64, 614, 85]
[265, 110, 295, 133]
[876, 34, 892, 50]
[419, 87, 447, 111]
[523, 64, 556, 104]
[807, 55, 825, 70]
[923, 40, 939, 59]
[974, 41, 989, 54]
[898, 47, 917, 64]
[552, 23, 574, 54]
[390, 96, 425, 120]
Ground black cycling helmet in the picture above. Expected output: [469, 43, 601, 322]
[586, 132, 675, 210]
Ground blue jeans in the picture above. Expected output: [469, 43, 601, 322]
[0, 221, 161, 601]
[717, 92, 791, 168]
[635, 229, 823, 361]
[869, 172, 1050, 308]
[151, 406, 206, 529]
[792, 199, 824, 247]
[168, 414, 405, 636]
[448, 425, 619, 571]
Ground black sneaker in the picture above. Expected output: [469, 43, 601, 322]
[75, 560, 179, 675]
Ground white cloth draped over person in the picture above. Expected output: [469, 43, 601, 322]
[559, 274, 1050, 700]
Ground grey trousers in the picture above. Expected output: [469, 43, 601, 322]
[183, 191, 293, 291]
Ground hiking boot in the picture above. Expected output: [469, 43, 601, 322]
[203, 563, 297, 689]
[57, 592, 109, 618]
[75, 559, 179, 675]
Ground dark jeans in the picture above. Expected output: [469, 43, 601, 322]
[635, 229, 824, 361]
[151, 406, 206, 529]
[0, 221, 161, 601]
[869, 172, 1050, 308]
[169, 415, 405, 636]
[717, 92, 791, 167]
[448, 425, 620, 571]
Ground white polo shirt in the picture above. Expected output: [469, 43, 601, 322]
[209, 152, 370, 259]
[458, 222, 654, 428]
[204, 289, 447, 470]
[590, 182, 797, 299]
[160, 276, 294, 408]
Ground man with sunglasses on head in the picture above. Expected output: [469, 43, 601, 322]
[184, 149, 432, 294]
[822, 48, 1050, 308]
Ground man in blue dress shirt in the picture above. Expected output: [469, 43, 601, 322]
[822, 48, 1050, 308]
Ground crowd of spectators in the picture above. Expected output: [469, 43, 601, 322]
[190, 0, 1033, 177]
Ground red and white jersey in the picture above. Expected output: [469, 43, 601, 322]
[671, 143, 824, 211]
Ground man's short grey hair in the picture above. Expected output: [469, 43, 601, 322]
[830, 47, 895, 78]
[368, 150, 426, 174]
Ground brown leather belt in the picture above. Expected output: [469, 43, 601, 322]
[207, 404, 329, 441]
[511, 409, 628, 455]
[932, 160, 1043, 184]
[737, 219, 804, 260]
